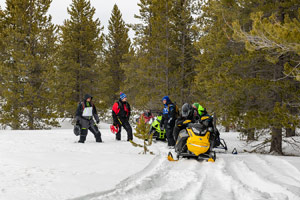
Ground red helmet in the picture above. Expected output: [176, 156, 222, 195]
[110, 125, 119, 134]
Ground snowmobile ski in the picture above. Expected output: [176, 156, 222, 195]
[167, 152, 178, 162]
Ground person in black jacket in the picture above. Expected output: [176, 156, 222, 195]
[193, 103, 221, 147]
[173, 103, 196, 141]
[112, 92, 133, 141]
[75, 94, 102, 143]
[161, 96, 177, 147]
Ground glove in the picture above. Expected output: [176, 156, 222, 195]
[76, 120, 80, 125]
[96, 120, 100, 124]
[113, 118, 120, 126]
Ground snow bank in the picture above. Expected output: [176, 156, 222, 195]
[0, 122, 155, 200]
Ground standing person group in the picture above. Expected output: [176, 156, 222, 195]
[74, 93, 218, 146]
[75, 92, 133, 143]
[159, 96, 221, 149]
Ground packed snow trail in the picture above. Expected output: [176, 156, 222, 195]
[73, 145, 300, 200]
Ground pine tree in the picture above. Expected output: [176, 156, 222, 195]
[123, 0, 171, 109]
[123, 0, 198, 109]
[57, 0, 105, 116]
[194, 0, 300, 154]
[105, 4, 131, 102]
[170, 0, 197, 105]
[0, 6, 5, 98]
[130, 116, 154, 154]
[0, 0, 58, 129]
[233, 10, 300, 81]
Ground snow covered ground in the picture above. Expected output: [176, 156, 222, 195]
[0, 122, 154, 200]
[1, 121, 300, 200]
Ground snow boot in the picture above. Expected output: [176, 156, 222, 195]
[96, 137, 103, 143]
[78, 136, 86, 143]
[95, 133, 102, 143]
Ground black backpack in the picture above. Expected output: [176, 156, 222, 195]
[168, 102, 179, 118]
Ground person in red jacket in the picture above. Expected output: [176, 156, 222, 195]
[139, 110, 154, 124]
[112, 92, 133, 141]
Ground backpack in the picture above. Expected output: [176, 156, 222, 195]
[168, 102, 179, 118]
[81, 101, 94, 110]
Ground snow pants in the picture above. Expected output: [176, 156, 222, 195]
[166, 126, 176, 146]
[116, 120, 133, 141]
[78, 118, 102, 143]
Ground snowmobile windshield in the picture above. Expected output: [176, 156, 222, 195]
[189, 123, 206, 136]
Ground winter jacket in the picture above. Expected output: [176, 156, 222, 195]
[75, 94, 100, 124]
[200, 113, 213, 128]
[139, 112, 154, 124]
[162, 102, 177, 129]
[112, 99, 131, 125]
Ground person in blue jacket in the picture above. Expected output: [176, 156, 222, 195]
[161, 96, 177, 148]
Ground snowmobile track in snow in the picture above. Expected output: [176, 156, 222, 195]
[72, 151, 300, 200]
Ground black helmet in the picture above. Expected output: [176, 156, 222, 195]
[181, 103, 193, 118]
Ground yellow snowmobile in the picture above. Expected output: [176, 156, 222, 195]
[168, 120, 217, 162]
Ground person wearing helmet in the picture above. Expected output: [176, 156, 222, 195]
[75, 94, 102, 143]
[139, 109, 154, 124]
[173, 103, 195, 141]
[192, 103, 212, 126]
[192, 103, 220, 147]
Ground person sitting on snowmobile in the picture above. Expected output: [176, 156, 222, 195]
[139, 110, 154, 124]
[112, 92, 133, 141]
[161, 96, 177, 147]
[75, 94, 102, 143]
[192, 103, 212, 126]
[192, 103, 221, 147]
[173, 103, 196, 141]
[148, 112, 167, 141]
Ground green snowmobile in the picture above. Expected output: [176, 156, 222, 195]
[148, 115, 166, 141]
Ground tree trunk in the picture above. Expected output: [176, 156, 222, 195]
[180, 26, 186, 105]
[165, 1, 169, 95]
[270, 127, 283, 154]
[269, 6, 286, 155]
[213, 113, 217, 127]
[246, 128, 255, 141]
[286, 127, 296, 137]
[225, 126, 230, 132]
